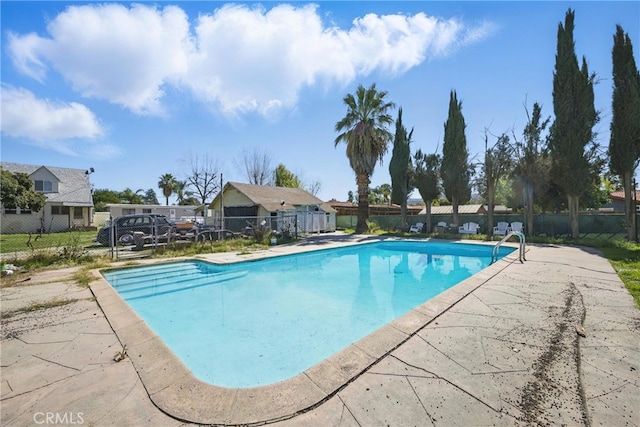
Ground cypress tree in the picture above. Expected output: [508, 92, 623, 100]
[413, 149, 441, 233]
[549, 9, 599, 238]
[441, 90, 471, 226]
[389, 107, 413, 230]
[482, 132, 513, 236]
[513, 102, 551, 235]
[609, 25, 640, 242]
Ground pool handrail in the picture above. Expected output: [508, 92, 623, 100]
[491, 230, 526, 264]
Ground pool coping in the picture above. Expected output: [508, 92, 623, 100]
[89, 237, 523, 425]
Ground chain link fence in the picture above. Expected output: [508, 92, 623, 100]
[102, 214, 299, 260]
[337, 212, 638, 238]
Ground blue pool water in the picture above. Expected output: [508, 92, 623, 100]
[102, 241, 513, 388]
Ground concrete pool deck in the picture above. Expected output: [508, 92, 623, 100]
[1, 234, 638, 426]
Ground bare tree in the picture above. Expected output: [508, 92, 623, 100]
[479, 130, 514, 236]
[513, 101, 551, 235]
[183, 154, 221, 206]
[236, 148, 274, 185]
[305, 180, 322, 196]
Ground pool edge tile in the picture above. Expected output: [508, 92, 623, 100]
[353, 324, 409, 360]
[131, 336, 192, 395]
[388, 309, 432, 335]
[303, 344, 376, 395]
[151, 378, 237, 425]
[225, 374, 326, 425]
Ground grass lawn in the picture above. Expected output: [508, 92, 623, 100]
[600, 243, 640, 309]
[0, 231, 99, 255]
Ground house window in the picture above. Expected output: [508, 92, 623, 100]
[142, 208, 152, 213]
[74, 207, 83, 219]
[3, 207, 17, 214]
[51, 206, 70, 215]
[122, 208, 136, 215]
[20, 209, 32, 215]
[34, 180, 53, 193]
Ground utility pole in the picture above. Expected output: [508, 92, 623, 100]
[634, 178, 638, 243]
[220, 174, 224, 239]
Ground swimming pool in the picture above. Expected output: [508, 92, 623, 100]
[102, 240, 513, 388]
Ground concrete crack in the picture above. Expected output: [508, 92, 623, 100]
[0, 376, 69, 402]
[338, 394, 361, 427]
[390, 354, 502, 414]
[587, 382, 632, 400]
[31, 354, 81, 371]
[406, 377, 437, 426]
[91, 375, 142, 426]
[415, 334, 472, 374]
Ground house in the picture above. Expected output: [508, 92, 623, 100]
[210, 182, 336, 233]
[420, 204, 487, 215]
[103, 204, 205, 221]
[327, 200, 423, 216]
[418, 204, 511, 215]
[600, 190, 640, 212]
[1, 162, 94, 234]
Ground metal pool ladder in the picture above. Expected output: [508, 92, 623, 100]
[491, 231, 526, 264]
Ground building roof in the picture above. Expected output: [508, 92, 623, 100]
[418, 204, 511, 215]
[217, 182, 336, 213]
[609, 190, 640, 202]
[326, 200, 422, 215]
[1, 162, 94, 207]
[421, 204, 486, 215]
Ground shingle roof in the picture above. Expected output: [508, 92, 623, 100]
[610, 190, 640, 202]
[223, 182, 336, 213]
[1, 162, 94, 206]
[422, 204, 485, 215]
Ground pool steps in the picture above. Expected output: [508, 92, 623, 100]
[104, 262, 246, 300]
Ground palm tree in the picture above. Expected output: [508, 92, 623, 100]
[158, 173, 177, 206]
[119, 188, 144, 204]
[173, 180, 194, 205]
[335, 83, 395, 233]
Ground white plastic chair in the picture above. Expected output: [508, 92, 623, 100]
[510, 222, 524, 233]
[409, 222, 424, 233]
[493, 222, 509, 235]
[458, 222, 480, 234]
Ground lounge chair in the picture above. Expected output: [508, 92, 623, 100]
[510, 222, 524, 233]
[493, 221, 509, 236]
[459, 222, 480, 234]
[409, 222, 424, 233]
[434, 221, 447, 233]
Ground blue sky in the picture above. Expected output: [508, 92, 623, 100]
[1, 1, 638, 204]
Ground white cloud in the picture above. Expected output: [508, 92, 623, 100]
[185, 5, 495, 117]
[7, 3, 495, 118]
[1, 86, 103, 140]
[8, 3, 191, 115]
[7, 32, 52, 82]
[0, 86, 120, 158]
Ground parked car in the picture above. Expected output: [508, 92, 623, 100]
[96, 214, 173, 246]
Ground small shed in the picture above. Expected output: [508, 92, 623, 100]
[103, 204, 204, 222]
[210, 182, 336, 233]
